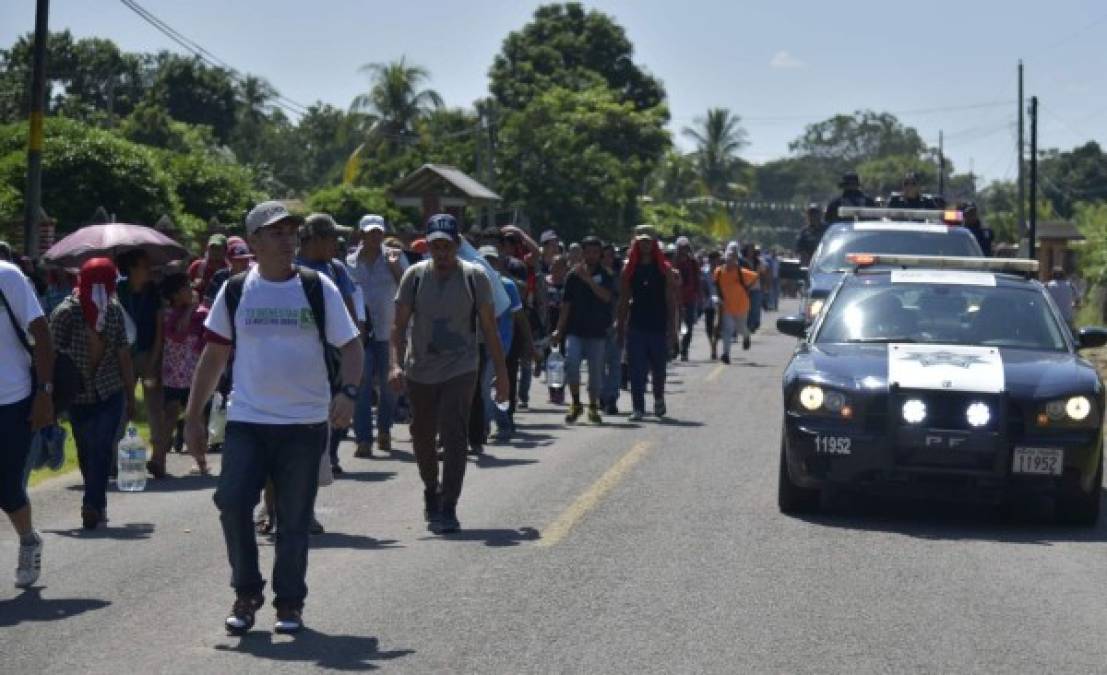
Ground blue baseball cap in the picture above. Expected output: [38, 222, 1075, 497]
[425, 214, 460, 243]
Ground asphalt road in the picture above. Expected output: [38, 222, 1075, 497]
[4, 300, 1107, 674]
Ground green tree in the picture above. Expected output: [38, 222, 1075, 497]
[0, 117, 176, 231]
[1038, 141, 1107, 218]
[161, 151, 258, 225]
[497, 85, 669, 241]
[350, 57, 443, 144]
[305, 184, 403, 226]
[145, 53, 238, 144]
[646, 150, 702, 203]
[489, 3, 665, 113]
[0, 30, 146, 124]
[789, 110, 928, 173]
[682, 108, 748, 199]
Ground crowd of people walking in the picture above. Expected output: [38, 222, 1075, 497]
[0, 202, 784, 634]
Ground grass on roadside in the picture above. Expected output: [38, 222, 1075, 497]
[28, 388, 155, 488]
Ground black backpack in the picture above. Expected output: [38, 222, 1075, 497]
[222, 267, 341, 393]
[1, 287, 81, 413]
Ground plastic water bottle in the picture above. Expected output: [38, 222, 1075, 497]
[547, 351, 566, 389]
[117, 426, 148, 492]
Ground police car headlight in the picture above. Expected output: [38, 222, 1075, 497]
[1066, 396, 1092, 421]
[1045, 400, 1066, 422]
[966, 402, 990, 428]
[799, 385, 824, 411]
[823, 390, 847, 413]
[902, 399, 927, 424]
[806, 298, 825, 320]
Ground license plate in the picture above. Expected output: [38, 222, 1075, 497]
[814, 436, 851, 456]
[1012, 447, 1063, 476]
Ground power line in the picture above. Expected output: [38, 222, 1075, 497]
[118, 0, 309, 118]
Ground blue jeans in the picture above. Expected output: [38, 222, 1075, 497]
[627, 329, 667, 412]
[213, 421, 327, 608]
[679, 304, 698, 357]
[481, 357, 512, 434]
[69, 392, 124, 512]
[602, 332, 622, 405]
[747, 290, 763, 332]
[518, 355, 533, 404]
[0, 396, 33, 514]
[354, 340, 395, 443]
[564, 335, 606, 401]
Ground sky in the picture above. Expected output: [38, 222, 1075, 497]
[3, 0, 1106, 186]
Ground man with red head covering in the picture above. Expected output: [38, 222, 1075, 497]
[616, 225, 678, 421]
[49, 257, 136, 529]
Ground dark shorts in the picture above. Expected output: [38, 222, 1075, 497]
[163, 387, 190, 406]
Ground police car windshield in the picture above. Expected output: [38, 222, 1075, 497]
[813, 227, 982, 274]
[815, 281, 1069, 352]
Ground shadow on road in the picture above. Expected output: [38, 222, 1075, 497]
[472, 453, 538, 469]
[376, 449, 417, 464]
[424, 526, 540, 547]
[214, 629, 414, 671]
[44, 523, 155, 540]
[337, 471, 397, 483]
[0, 587, 111, 627]
[653, 418, 705, 428]
[310, 532, 403, 551]
[796, 489, 1107, 545]
[141, 474, 219, 492]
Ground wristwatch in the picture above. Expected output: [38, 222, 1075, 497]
[37, 381, 53, 394]
[339, 384, 359, 400]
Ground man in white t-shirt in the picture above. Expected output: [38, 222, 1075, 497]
[0, 260, 55, 589]
[184, 201, 362, 636]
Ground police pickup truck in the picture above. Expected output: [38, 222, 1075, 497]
[801, 207, 983, 324]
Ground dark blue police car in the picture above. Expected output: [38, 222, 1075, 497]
[778, 254, 1107, 524]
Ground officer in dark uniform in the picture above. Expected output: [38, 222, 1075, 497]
[794, 203, 825, 266]
[887, 171, 939, 209]
[824, 171, 876, 223]
[960, 201, 994, 256]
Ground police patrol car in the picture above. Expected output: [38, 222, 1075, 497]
[777, 254, 1107, 524]
[801, 207, 983, 323]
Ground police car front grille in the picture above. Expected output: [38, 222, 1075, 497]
[895, 391, 1004, 432]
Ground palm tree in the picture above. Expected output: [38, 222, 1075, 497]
[682, 108, 748, 199]
[349, 56, 444, 141]
[237, 75, 276, 126]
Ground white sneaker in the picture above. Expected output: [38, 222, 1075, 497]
[15, 530, 42, 589]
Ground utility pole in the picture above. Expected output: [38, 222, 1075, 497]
[1017, 60, 1025, 241]
[23, 0, 50, 257]
[1028, 96, 1038, 263]
[937, 130, 945, 196]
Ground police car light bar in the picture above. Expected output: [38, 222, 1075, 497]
[846, 253, 1039, 274]
[838, 206, 963, 224]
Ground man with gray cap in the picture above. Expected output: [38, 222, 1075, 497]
[348, 214, 407, 458]
[389, 214, 508, 534]
[185, 200, 362, 636]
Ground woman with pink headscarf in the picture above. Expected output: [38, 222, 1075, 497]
[49, 257, 136, 529]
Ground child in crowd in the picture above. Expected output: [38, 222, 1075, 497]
[544, 255, 568, 404]
[150, 273, 208, 477]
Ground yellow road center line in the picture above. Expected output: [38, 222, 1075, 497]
[705, 364, 726, 382]
[538, 441, 652, 548]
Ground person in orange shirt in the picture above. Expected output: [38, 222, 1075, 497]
[713, 245, 759, 363]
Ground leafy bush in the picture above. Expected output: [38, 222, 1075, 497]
[305, 184, 403, 227]
[0, 117, 176, 231]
